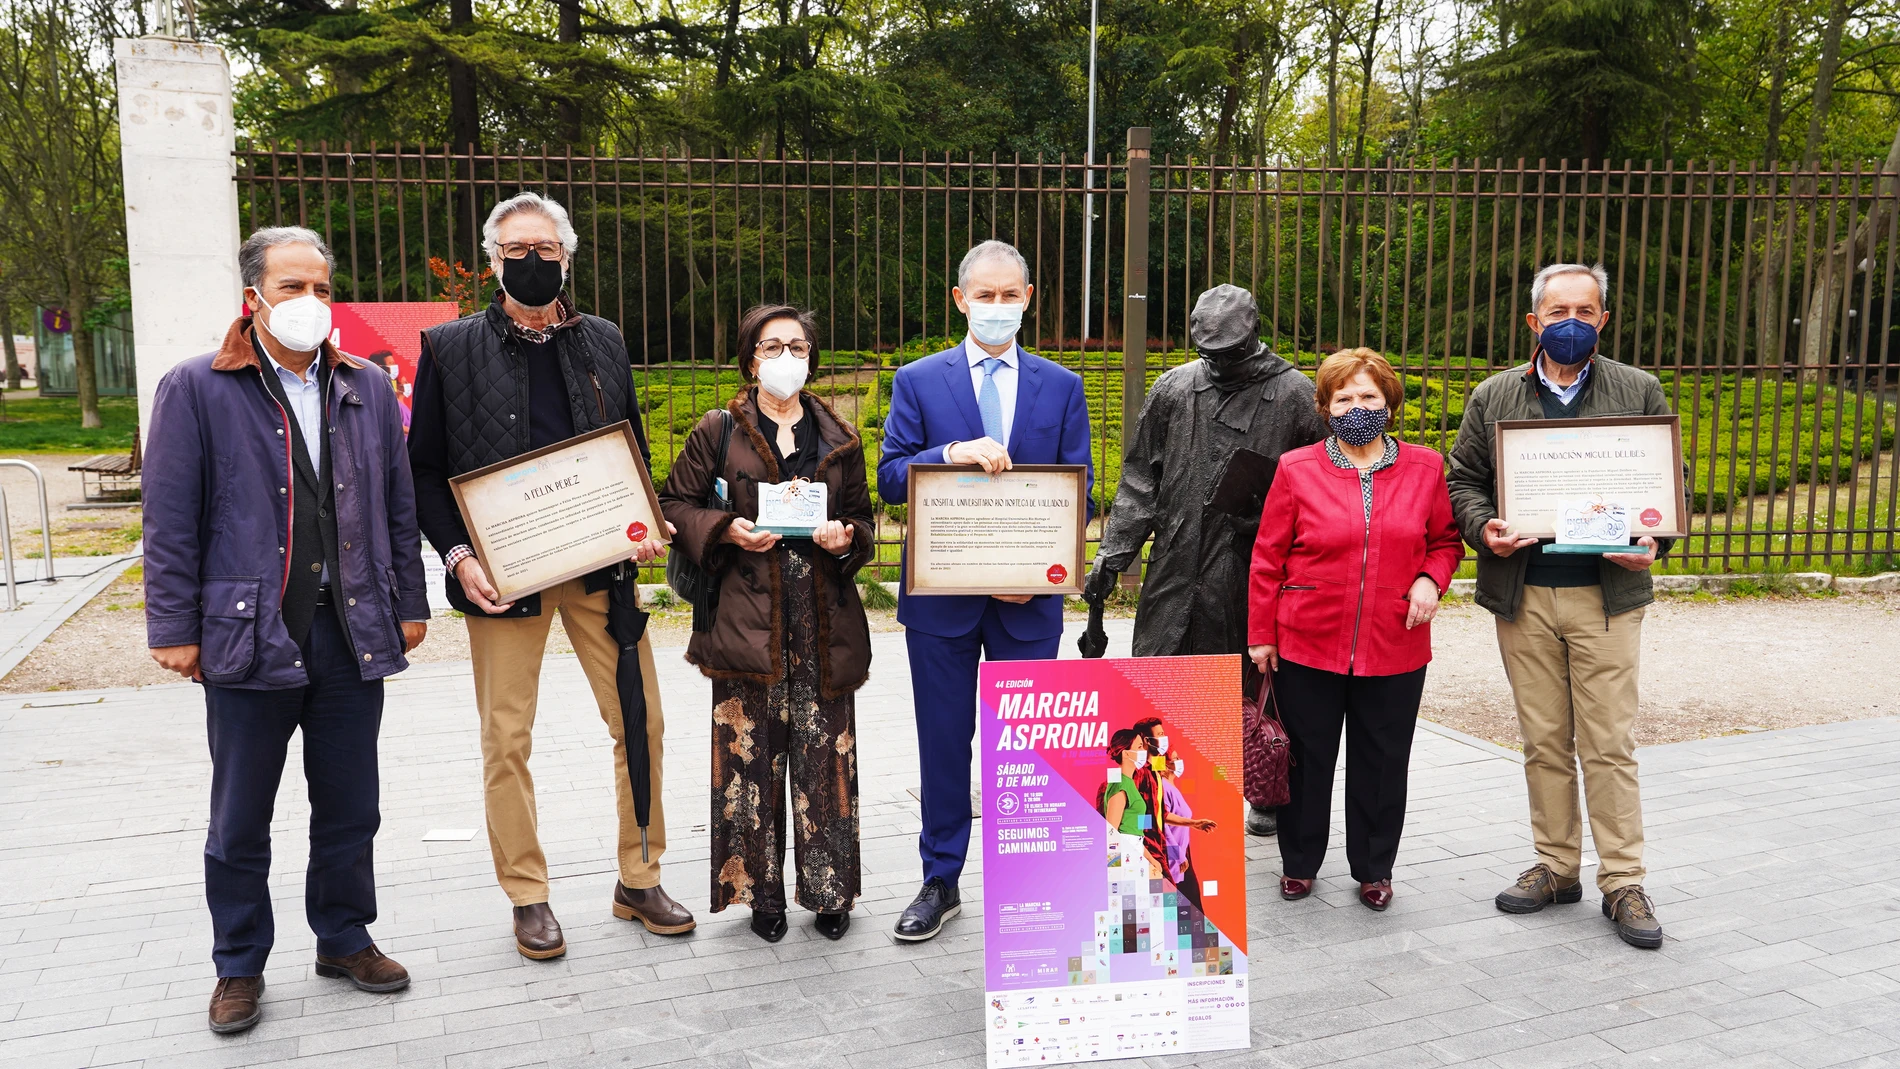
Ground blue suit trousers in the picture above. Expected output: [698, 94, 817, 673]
[203, 607, 384, 977]
[907, 599, 1060, 887]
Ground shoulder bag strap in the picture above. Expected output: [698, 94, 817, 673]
[708, 410, 734, 509]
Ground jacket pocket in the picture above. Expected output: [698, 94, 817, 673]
[200, 577, 261, 683]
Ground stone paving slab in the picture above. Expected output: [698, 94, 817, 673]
[2, 618, 1898, 1068]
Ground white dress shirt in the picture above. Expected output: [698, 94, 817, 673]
[962, 335, 1020, 446]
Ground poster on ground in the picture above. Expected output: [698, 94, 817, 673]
[978, 655, 1248, 1067]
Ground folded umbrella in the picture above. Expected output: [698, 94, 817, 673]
[604, 568, 655, 860]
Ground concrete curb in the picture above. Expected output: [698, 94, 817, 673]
[0, 551, 143, 684]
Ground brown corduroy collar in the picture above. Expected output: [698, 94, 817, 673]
[210, 316, 361, 373]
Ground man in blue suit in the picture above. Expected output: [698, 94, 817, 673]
[877, 240, 1094, 941]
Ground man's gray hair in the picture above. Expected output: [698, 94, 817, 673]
[957, 239, 1031, 290]
[1530, 262, 1610, 311]
[239, 226, 334, 290]
[482, 192, 580, 261]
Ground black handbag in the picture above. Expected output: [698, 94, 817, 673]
[665, 410, 733, 633]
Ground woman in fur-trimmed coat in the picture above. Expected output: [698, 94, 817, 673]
[658, 303, 875, 944]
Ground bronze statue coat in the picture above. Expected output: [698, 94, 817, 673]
[1094, 351, 1325, 658]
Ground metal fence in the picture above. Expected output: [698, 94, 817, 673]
[234, 131, 1900, 574]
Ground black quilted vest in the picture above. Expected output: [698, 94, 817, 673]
[425, 302, 635, 476]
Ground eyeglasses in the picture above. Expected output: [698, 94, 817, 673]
[755, 339, 812, 358]
[1535, 309, 1600, 326]
[498, 241, 564, 261]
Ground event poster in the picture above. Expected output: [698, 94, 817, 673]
[328, 302, 461, 432]
[979, 655, 1248, 1068]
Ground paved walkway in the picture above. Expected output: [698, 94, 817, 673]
[2, 620, 1898, 1069]
[0, 551, 142, 683]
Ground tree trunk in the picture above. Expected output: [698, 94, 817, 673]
[1763, 0, 1792, 162]
[556, 0, 583, 148]
[447, 0, 479, 150]
[1797, 120, 1900, 375]
[1324, 19, 1341, 167]
[1801, 0, 1851, 164]
[68, 290, 100, 429]
[714, 0, 743, 90]
[0, 299, 18, 390]
[1349, 0, 1385, 170]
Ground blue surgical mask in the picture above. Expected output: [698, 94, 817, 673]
[1538, 316, 1599, 365]
[966, 301, 1025, 346]
[1329, 406, 1388, 447]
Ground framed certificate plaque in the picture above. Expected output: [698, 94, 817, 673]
[904, 464, 1088, 597]
[449, 421, 667, 603]
[1493, 415, 1688, 540]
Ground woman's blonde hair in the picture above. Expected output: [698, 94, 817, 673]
[1314, 348, 1403, 414]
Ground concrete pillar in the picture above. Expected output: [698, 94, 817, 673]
[114, 37, 240, 438]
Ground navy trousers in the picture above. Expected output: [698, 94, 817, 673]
[204, 608, 384, 977]
[906, 599, 1060, 888]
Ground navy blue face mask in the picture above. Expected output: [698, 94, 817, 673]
[1329, 405, 1388, 446]
[1538, 316, 1599, 365]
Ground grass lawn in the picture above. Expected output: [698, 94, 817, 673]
[0, 396, 138, 453]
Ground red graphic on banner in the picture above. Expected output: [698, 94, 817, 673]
[326, 302, 461, 434]
[626, 521, 648, 542]
[1639, 507, 1662, 528]
[1046, 563, 1067, 584]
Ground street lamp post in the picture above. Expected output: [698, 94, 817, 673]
[1079, 0, 1100, 353]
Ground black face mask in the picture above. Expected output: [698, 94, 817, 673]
[500, 254, 565, 308]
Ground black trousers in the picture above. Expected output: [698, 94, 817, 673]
[1273, 658, 1426, 883]
[204, 608, 384, 977]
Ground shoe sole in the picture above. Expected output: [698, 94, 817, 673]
[612, 900, 698, 935]
[314, 962, 411, 993]
[1601, 898, 1664, 948]
[515, 939, 567, 960]
[1494, 883, 1584, 915]
[891, 902, 961, 942]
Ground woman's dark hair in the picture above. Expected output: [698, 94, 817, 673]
[1106, 728, 1139, 761]
[734, 303, 819, 382]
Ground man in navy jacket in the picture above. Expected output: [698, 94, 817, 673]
[144, 227, 429, 1034]
[877, 240, 1093, 941]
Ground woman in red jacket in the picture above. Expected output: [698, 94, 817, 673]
[1248, 348, 1464, 912]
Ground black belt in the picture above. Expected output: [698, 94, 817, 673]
[314, 585, 335, 606]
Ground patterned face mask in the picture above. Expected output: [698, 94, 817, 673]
[1329, 405, 1388, 446]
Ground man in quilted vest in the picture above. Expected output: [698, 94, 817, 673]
[408, 192, 694, 959]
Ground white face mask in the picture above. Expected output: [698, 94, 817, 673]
[1172, 759, 1185, 777]
[253, 290, 332, 353]
[966, 299, 1026, 346]
[1128, 748, 1146, 766]
[1152, 736, 1169, 755]
[756, 352, 808, 401]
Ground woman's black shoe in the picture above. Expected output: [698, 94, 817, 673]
[750, 909, 788, 943]
[814, 911, 851, 940]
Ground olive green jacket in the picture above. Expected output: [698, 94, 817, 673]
[1446, 356, 1683, 621]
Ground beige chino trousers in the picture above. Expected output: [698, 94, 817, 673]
[467, 578, 667, 906]
[1495, 583, 1647, 893]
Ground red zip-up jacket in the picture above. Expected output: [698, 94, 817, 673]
[1248, 439, 1464, 677]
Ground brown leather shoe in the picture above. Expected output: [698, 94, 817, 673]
[1279, 877, 1313, 901]
[1495, 863, 1584, 915]
[1359, 880, 1394, 911]
[314, 943, 410, 993]
[612, 882, 696, 935]
[513, 902, 567, 960]
[207, 975, 264, 1034]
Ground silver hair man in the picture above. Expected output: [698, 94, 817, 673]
[957, 239, 1031, 291]
[481, 192, 580, 264]
[1530, 262, 1610, 311]
[238, 226, 334, 290]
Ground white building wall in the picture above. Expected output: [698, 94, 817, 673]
[114, 37, 241, 439]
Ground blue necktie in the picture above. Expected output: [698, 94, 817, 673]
[978, 357, 1005, 444]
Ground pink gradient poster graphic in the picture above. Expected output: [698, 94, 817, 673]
[979, 655, 1248, 1067]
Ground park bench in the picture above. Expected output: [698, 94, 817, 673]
[68, 428, 141, 505]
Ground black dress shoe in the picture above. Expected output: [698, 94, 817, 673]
[1245, 805, 1278, 837]
[892, 878, 961, 942]
[814, 911, 851, 940]
[750, 909, 788, 943]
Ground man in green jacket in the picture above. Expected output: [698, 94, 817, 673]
[1447, 262, 1678, 950]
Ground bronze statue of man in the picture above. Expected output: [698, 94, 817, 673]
[1082, 284, 1325, 836]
